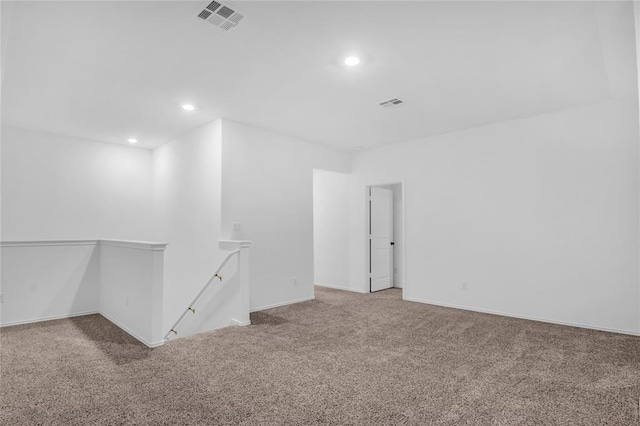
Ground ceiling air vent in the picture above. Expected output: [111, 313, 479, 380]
[378, 98, 404, 108]
[197, 1, 244, 31]
[197, 9, 212, 20]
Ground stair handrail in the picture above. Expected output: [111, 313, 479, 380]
[164, 248, 241, 340]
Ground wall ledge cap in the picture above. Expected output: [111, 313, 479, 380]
[0, 239, 168, 251]
[218, 239, 252, 249]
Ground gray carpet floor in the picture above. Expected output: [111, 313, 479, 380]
[1, 286, 640, 425]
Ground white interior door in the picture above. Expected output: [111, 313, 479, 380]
[370, 187, 393, 292]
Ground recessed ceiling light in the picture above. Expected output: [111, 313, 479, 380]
[128, 138, 138, 144]
[344, 56, 360, 67]
[182, 104, 196, 111]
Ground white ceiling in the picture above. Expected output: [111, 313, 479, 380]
[1, 1, 637, 150]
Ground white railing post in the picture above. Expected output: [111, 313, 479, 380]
[237, 241, 251, 325]
[219, 239, 252, 325]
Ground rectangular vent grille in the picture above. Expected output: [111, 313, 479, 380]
[217, 6, 234, 19]
[219, 21, 235, 31]
[197, 1, 244, 31]
[378, 98, 404, 108]
[197, 9, 212, 20]
[206, 1, 221, 12]
[228, 13, 243, 24]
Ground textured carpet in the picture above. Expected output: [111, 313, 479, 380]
[1, 286, 640, 425]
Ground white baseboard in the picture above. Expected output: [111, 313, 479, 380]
[314, 283, 368, 293]
[99, 311, 164, 348]
[0, 310, 99, 327]
[227, 318, 251, 327]
[404, 296, 640, 337]
[250, 296, 315, 312]
[1, 311, 248, 347]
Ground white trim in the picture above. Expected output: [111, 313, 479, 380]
[0, 240, 98, 248]
[364, 185, 370, 293]
[315, 283, 368, 293]
[250, 296, 315, 312]
[400, 179, 407, 300]
[0, 310, 99, 327]
[218, 239, 252, 250]
[0, 239, 167, 251]
[404, 296, 640, 337]
[227, 319, 251, 327]
[3, 311, 166, 347]
[99, 239, 167, 251]
[636, 1, 640, 337]
[99, 311, 164, 348]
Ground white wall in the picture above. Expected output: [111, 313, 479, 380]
[313, 169, 352, 291]
[1, 126, 153, 241]
[0, 242, 99, 325]
[221, 120, 351, 310]
[349, 99, 640, 334]
[99, 240, 165, 347]
[0, 239, 167, 348]
[152, 120, 229, 333]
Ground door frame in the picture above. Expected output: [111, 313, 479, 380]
[364, 180, 406, 299]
